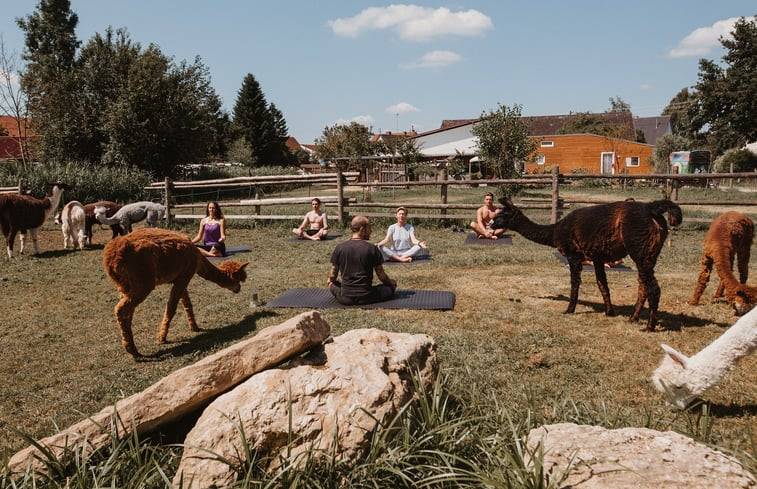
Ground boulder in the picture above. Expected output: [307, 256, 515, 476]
[174, 328, 438, 489]
[9, 310, 330, 476]
[526, 423, 756, 488]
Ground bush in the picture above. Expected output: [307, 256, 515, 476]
[713, 148, 757, 173]
[0, 161, 154, 204]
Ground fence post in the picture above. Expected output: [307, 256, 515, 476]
[336, 168, 344, 224]
[551, 166, 560, 224]
[439, 166, 448, 226]
[164, 177, 173, 227]
[17, 179, 23, 194]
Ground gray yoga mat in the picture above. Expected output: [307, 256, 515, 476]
[207, 244, 253, 263]
[381, 249, 430, 265]
[553, 251, 633, 272]
[266, 288, 455, 310]
[464, 232, 513, 245]
[287, 232, 343, 242]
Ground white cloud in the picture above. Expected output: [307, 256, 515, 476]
[668, 17, 739, 58]
[335, 115, 375, 127]
[328, 5, 492, 41]
[399, 50, 462, 69]
[640, 83, 652, 91]
[386, 102, 420, 114]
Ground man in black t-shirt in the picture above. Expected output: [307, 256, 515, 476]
[328, 215, 397, 305]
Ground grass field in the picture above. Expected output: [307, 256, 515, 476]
[1, 184, 755, 484]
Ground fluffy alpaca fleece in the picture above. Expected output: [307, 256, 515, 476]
[0, 182, 68, 258]
[95, 201, 165, 233]
[103, 228, 249, 357]
[83, 201, 123, 244]
[57, 200, 87, 250]
[689, 211, 756, 315]
[491, 198, 682, 331]
[652, 305, 757, 408]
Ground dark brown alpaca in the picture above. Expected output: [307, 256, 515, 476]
[690, 211, 756, 315]
[0, 182, 68, 258]
[491, 198, 682, 331]
[83, 201, 124, 244]
[103, 228, 249, 357]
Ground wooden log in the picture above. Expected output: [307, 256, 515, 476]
[8, 311, 331, 476]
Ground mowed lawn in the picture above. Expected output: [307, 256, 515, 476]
[0, 198, 755, 465]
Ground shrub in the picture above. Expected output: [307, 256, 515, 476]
[0, 161, 154, 204]
[713, 148, 757, 173]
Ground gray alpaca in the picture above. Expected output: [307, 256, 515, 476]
[95, 201, 166, 233]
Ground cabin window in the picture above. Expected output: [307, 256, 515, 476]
[536, 155, 546, 165]
[540, 141, 554, 147]
[625, 156, 640, 167]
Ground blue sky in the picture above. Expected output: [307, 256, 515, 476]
[1, 2, 754, 144]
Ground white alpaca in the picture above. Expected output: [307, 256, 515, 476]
[95, 201, 166, 233]
[0, 182, 68, 258]
[56, 200, 87, 250]
[652, 305, 757, 408]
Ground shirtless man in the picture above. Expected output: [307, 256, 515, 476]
[470, 192, 505, 239]
[292, 198, 329, 240]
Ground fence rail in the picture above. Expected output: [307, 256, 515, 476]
[145, 168, 757, 225]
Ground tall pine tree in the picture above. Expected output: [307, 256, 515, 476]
[232, 73, 284, 167]
[17, 0, 81, 162]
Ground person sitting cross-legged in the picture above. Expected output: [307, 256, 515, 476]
[327, 215, 397, 306]
[375, 207, 428, 263]
[292, 198, 329, 240]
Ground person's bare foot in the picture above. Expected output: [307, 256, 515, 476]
[400, 256, 412, 263]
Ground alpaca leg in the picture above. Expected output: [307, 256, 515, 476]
[28, 228, 40, 255]
[18, 231, 25, 254]
[566, 259, 583, 313]
[690, 255, 713, 305]
[737, 248, 750, 284]
[6, 229, 17, 258]
[635, 269, 661, 331]
[630, 273, 648, 323]
[115, 289, 150, 357]
[157, 281, 191, 344]
[179, 290, 199, 332]
[593, 264, 615, 316]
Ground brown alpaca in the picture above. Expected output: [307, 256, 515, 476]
[491, 198, 682, 331]
[83, 201, 124, 244]
[690, 211, 756, 315]
[103, 228, 249, 357]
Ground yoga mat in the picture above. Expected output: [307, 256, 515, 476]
[287, 232, 343, 242]
[382, 250, 431, 265]
[464, 232, 513, 245]
[553, 251, 633, 272]
[207, 244, 253, 263]
[266, 288, 455, 310]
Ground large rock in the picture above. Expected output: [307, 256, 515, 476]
[526, 423, 756, 488]
[174, 328, 438, 489]
[9, 311, 330, 476]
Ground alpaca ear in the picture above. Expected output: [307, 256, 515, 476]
[240, 262, 249, 270]
[661, 343, 688, 368]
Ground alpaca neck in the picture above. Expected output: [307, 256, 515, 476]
[687, 308, 757, 389]
[45, 187, 65, 222]
[196, 255, 237, 289]
[509, 210, 557, 247]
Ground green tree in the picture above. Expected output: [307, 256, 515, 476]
[16, 0, 81, 162]
[662, 88, 698, 139]
[232, 73, 282, 167]
[72, 27, 139, 163]
[471, 103, 536, 180]
[314, 122, 377, 171]
[713, 148, 757, 173]
[649, 134, 694, 173]
[102, 48, 223, 176]
[607, 96, 631, 113]
[690, 16, 757, 156]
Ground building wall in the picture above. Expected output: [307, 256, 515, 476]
[524, 134, 655, 175]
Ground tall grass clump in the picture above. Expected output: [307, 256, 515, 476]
[0, 161, 154, 204]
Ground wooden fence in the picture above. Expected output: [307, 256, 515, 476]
[146, 167, 757, 226]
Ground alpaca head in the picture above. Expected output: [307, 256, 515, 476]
[651, 344, 697, 408]
[490, 197, 520, 231]
[732, 286, 757, 316]
[217, 260, 249, 292]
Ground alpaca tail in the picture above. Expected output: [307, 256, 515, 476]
[649, 200, 683, 227]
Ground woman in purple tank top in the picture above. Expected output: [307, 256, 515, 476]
[191, 201, 227, 256]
